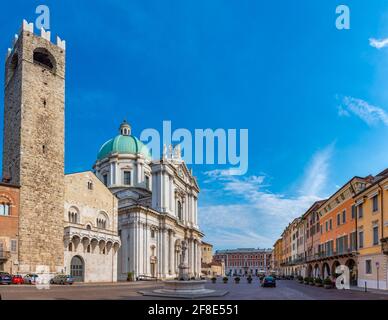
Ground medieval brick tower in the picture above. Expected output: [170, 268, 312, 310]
[2, 20, 66, 273]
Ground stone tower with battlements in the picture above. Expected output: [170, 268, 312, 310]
[2, 20, 66, 273]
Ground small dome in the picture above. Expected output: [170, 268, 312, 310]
[97, 122, 151, 160]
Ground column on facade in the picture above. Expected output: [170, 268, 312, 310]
[114, 162, 119, 186]
[187, 195, 190, 224]
[197, 241, 202, 276]
[189, 195, 193, 225]
[136, 161, 141, 184]
[186, 238, 190, 274]
[138, 222, 142, 277]
[110, 162, 115, 185]
[143, 223, 148, 275]
[131, 222, 137, 275]
[180, 197, 184, 221]
[162, 229, 169, 277]
[185, 195, 189, 223]
[137, 222, 142, 276]
[152, 172, 158, 209]
[194, 240, 199, 276]
[158, 228, 163, 276]
[175, 247, 178, 273]
[191, 239, 195, 276]
[128, 224, 133, 273]
[181, 196, 185, 222]
[192, 196, 196, 226]
[164, 173, 169, 213]
[169, 177, 174, 213]
[159, 167, 166, 212]
[194, 198, 198, 225]
[121, 228, 128, 275]
[187, 195, 191, 224]
[193, 240, 197, 276]
[168, 230, 174, 275]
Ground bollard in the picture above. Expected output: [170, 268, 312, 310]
[364, 281, 367, 292]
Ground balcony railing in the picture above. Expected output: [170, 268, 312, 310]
[307, 248, 357, 261]
[64, 225, 121, 244]
[0, 250, 11, 260]
[280, 248, 357, 266]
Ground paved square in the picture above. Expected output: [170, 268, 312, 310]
[1, 279, 388, 300]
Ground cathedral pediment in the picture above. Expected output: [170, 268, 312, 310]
[174, 162, 199, 191]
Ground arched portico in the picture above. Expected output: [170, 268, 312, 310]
[322, 262, 330, 278]
[307, 264, 313, 277]
[345, 259, 357, 286]
[313, 264, 320, 278]
[331, 260, 340, 276]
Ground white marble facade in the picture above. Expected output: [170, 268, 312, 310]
[94, 122, 203, 280]
[64, 172, 121, 282]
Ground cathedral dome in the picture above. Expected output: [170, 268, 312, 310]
[97, 121, 151, 160]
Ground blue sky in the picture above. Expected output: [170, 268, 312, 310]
[1, 0, 388, 250]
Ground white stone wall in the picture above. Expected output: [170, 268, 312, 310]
[94, 141, 203, 282]
[358, 254, 388, 290]
[64, 171, 120, 282]
[117, 208, 202, 281]
[64, 243, 117, 283]
[95, 154, 152, 191]
[151, 161, 199, 229]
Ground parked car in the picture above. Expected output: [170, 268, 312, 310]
[11, 275, 24, 285]
[50, 274, 74, 285]
[137, 275, 158, 281]
[23, 274, 39, 284]
[261, 276, 276, 288]
[0, 272, 12, 285]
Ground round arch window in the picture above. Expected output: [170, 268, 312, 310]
[33, 48, 56, 72]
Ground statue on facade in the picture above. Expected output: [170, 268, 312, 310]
[168, 144, 173, 159]
[174, 144, 181, 159]
[163, 144, 167, 159]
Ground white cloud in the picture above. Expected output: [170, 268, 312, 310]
[200, 146, 332, 249]
[208, 229, 274, 249]
[338, 96, 388, 126]
[299, 144, 334, 197]
[369, 38, 388, 49]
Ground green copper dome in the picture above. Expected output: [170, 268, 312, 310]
[97, 121, 151, 160]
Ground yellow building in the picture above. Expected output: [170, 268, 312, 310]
[281, 224, 292, 276]
[201, 241, 225, 277]
[201, 241, 213, 264]
[355, 169, 388, 290]
[272, 238, 283, 275]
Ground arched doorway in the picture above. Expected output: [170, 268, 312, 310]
[331, 260, 340, 277]
[307, 264, 313, 277]
[70, 256, 84, 282]
[322, 263, 330, 279]
[345, 259, 357, 286]
[313, 264, 320, 278]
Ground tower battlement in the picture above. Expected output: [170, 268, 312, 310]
[6, 19, 65, 59]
